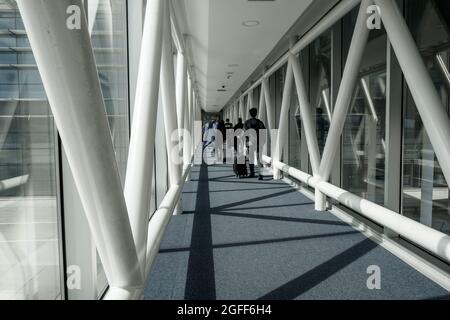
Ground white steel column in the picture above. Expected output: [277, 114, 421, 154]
[290, 54, 321, 175]
[160, 0, 183, 214]
[317, 0, 371, 210]
[245, 94, 250, 120]
[262, 78, 275, 131]
[384, 40, 402, 236]
[183, 76, 192, 170]
[239, 98, 245, 120]
[188, 76, 194, 157]
[248, 90, 255, 114]
[273, 60, 294, 179]
[259, 84, 267, 126]
[193, 91, 202, 150]
[176, 51, 187, 132]
[124, 0, 164, 274]
[16, 0, 142, 293]
[420, 133, 434, 227]
[375, 0, 450, 186]
[258, 84, 269, 158]
[234, 101, 239, 123]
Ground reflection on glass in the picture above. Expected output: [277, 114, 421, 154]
[274, 65, 287, 127]
[403, 0, 450, 235]
[310, 32, 331, 159]
[0, 1, 61, 299]
[89, 0, 129, 297]
[342, 71, 386, 203]
[288, 55, 302, 170]
[91, 0, 129, 184]
[342, 12, 387, 204]
[270, 65, 287, 160]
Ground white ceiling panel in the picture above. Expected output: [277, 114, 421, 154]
[178, 0, 313, 112]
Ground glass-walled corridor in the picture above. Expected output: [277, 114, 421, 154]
[0, 0, 449, 301]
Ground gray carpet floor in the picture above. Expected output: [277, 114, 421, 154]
[144, 164, 450, 300]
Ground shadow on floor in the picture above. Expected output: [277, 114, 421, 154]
[145, 164, 450, 300]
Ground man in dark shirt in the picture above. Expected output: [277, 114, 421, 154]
[244, 108, 266, 180]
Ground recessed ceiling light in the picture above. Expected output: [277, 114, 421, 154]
[242, 20, 260, 27]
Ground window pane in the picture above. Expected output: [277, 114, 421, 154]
[0, 1, 62, 300]
[90, 0, 130, 297]
[310, 31, 331, 161]
[92, 0, 130, 184]
[342, 10, 387, 204]
[403, 0, 450, 235]
[63, 0, 130, 300]
[288, 55, 303, 169]
[272, 65, 287, 159]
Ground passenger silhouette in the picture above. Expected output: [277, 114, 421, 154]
[233, 118, 247, 178]
[244, 108, 266, 180]
[217, 120, 226, 163]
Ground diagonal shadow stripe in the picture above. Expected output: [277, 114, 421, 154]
[182, 186, 291, 194]
[258, 238, 378, 300]
[211, 179, 287, 186]
[211, 211, 347, 227]
[208, 175, 237, 181]
[221, 202, 314, 211]
[159, 230, 359, 254]
[212, 188, 298, 211]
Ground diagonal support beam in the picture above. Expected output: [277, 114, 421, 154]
[318, 0, 372, 182]
[273, 59, 294, 179]
[375, 0, 450, 186]
[258, 83, 267, 127]
[124, 0, 164, 275]
[176, 51, 188, 132]
[248, 89, 255, 114]
[188, 76, 194, 158]
[290, 54, 321, 176]
[245, 92, 251, 119]
[234, 101, 239, 123]
[16, 0, 142, 292]
[239, 97, 245, 120]
[262, 78, 275, 132]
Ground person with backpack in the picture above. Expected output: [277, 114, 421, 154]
[244, 108, 266, 180]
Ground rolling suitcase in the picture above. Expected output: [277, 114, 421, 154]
[233, 157, 248, 178]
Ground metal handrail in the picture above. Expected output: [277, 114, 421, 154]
[262, 155, 450, 264]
